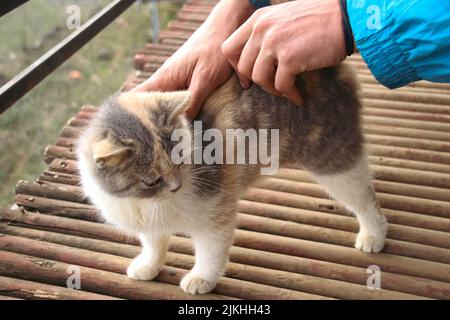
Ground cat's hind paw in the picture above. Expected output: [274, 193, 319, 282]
[127, 255, 161, 281]
[355, 230, 385, 253]
[180, 273, 216, 295]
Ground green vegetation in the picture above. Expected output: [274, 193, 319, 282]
[0, 0, 180, 206]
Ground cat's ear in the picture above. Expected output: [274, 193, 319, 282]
[91, 136, 131, 168]
[165, 91, 191, 123]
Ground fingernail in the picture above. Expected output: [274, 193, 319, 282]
[282, 94, 303, 107]
[239, 79, 250, 89]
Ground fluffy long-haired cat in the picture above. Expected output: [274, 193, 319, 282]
[77, 65, 387, 294]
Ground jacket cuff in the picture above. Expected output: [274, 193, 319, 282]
[249, 0, 271, 9]
[347, 1, 419, 88]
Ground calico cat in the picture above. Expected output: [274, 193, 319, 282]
[77, 65, 387, 295]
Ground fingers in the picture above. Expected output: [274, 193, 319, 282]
[130, 68, 179, 93]
[222, 16, 257, 89]
[274, 64, 303, 106]
[252, 50, 278, 96]
[185, 68, 216, 120]
[235, 37, 260, 84]
[222, 16, 254, 68]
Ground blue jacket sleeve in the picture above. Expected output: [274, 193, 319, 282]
[347, 0, 450, 88]
[249, 1, 271, 9]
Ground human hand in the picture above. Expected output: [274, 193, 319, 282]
[132, 0, 254, 119]
[221, 0, 347, 106]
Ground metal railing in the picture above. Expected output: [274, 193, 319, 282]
[0, 0, 30, 17]
[0, 0, 137, 115]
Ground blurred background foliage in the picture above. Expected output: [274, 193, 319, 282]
[0, 0, 181, 206]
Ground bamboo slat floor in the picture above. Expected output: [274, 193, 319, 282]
[1, 0, 450, 300]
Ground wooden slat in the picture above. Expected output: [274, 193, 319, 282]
[2, 213, 450, 299]
[0, 226, 431, 300]
[0, 276, 119, 300]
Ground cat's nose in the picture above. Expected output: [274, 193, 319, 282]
[168, 171, 182, 192]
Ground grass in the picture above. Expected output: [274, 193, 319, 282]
[0, 0, 181, 207]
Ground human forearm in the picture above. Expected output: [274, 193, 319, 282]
[347, 0, 450, 87]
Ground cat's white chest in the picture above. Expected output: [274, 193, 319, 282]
[79, 157, 221, 235]
[91, 187, 219, 235]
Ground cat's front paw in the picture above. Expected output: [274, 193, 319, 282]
[355, 230, 386, 253]
[180, 272, 216, 295]
[127, 255, 161, 281]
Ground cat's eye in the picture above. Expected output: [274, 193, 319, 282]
[141, 177, 162, 188]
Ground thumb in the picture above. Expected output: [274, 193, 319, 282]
[131, 69, 179, 93]
[185, 72, 214, 120]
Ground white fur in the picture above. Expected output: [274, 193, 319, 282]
[78, 153, 234, 294]
[313, 153, 387, 253]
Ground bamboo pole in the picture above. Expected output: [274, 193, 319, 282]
[1, 209, 449, 284]
[66, 117, 90, 128]
[363, 108, 450, 124]
[160, 38, 186, 46]
[0, 250, 229, 300]
[366, 134, 450, 153]
[15, 194, 96, 221]
[278, 167, 450, 190]
[253, 178, 450, 219]
[239, 199, 450, 237]
[363, 115, 450, 133]
[16, 180, 87, 204]
[59, 125, 80, 139]
[373, 179, 450, 202]
[0, 229, 431, 300]
[56, 137, 76, 149]
[245, 186, 450, 220]
[361, 83, 450, 96]
[237, 212, 450, 264]
[233, 229, 450, 283]
[39, 171, 79, 186]
[364, 124, 450, 144]
[48, 158, 79, 175]
[368, 143, 450, 165]
[176, 12, 208, 24]
[2, 223, 449, 299]
[0, 234, 329, 300]
[368, 156, 450, 174]
[143, 43, 180, 53]
[0, 276, 119, 300]
[362, 98, 450, 115]
[362, 88, 450, 106]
